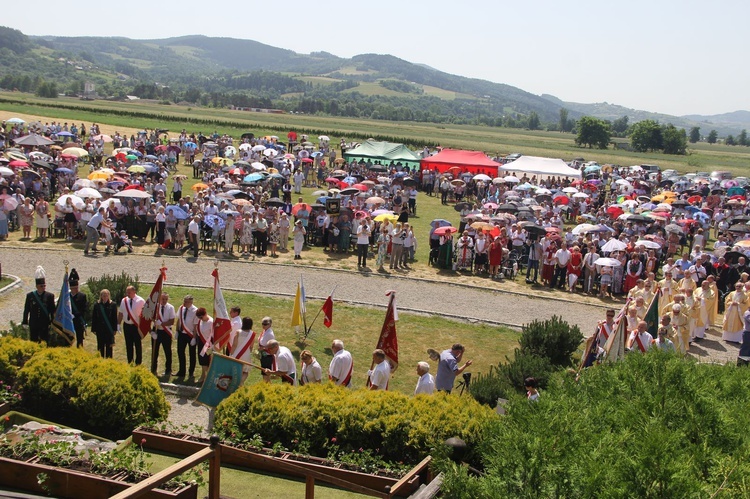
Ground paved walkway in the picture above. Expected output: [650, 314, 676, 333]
[0, 247, 738, 364]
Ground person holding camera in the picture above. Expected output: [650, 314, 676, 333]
[435, 343, 473, 393]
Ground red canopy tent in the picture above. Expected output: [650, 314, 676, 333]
[420, 149, 500, 176]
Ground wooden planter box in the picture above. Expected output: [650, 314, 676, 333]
[133, 427, 422, 496]
[0, 402, 10, 417]
[0, 456, 198, 499]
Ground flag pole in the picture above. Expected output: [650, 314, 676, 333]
[306, 285, 337, 335]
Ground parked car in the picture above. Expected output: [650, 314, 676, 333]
[710, 171, 733, 181]
[640, 164, 661, 173]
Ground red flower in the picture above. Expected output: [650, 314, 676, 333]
[141, 438, 147, 445]
[330, 437, 337, 443]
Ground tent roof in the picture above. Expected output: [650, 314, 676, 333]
[342, 139, 421, 163]
[421, 149, 500, 169]
[500, 155, 582, 178]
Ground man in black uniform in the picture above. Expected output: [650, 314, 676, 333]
[68, 269, 88, 348]
[22, 266, 56, 343]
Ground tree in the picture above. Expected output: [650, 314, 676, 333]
[527, 112, 541, 130]
[575, 116, 611, 149]
[559, 108, 571, 133]
[630, 120, 663, 152]
[707, 130, 718, 144]
[689, 126, 701, 143]
[726, 135, 735, 146]
[661, 124, 687, 155]
[611, 115, 629, 137]
[739, 129, 748, 146]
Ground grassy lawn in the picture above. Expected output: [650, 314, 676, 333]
[80, 285, 519, 394]
[0, 277, 13, 288]
[145, 451, 364, 498]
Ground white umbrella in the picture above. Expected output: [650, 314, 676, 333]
[562, 187, 578, 194]
[251, 162, 266, 171]
[114, 189, 152, 199]
[601, 239, 627, 252]
[635, 239, 661, 249]
[318, 135, 330, 142]
[654, 203, 673, 212]
[56, 194, 84, 210]
[621, 199, 638, 208]
[75, 187, 102, 199]
[101, 198, 121, 210]
[492, 177, 506, 184]
[535, 188, 552, 195]
[573, 192, 589, 199]
[473, 174, 492, 182]
[503, 176, 520, 183]
[224, 146, 237, 157]
[595, 257, 622, 267]
[251, 145, 266, 152]
[263, 149, 278, 158]
[72, 179, 96, 189]
[615, 179, 632, 186]
[0, 166, 13, 177]
[238, 143, 253, 151]
[572, 223, 597, 235]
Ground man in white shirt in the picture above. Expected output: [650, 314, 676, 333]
[328, 339, 353, 387]
[117, 285, 146, 366]
[628, 320, 654, 353]
[84, 207, 106, 255]
[368, 349, 391, 390]
[414, 361, 435, 395]
[150, 293, 176, 377]
[551, 242, 571, 289]
[228, 306, 243, 353]
[187, 215, 200, 258]
[175, 295, 199, 378]
[264, 340, 297, 384]
[356, 219, 371, 268]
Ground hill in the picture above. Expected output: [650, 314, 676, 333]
[1, 25, 748, 134]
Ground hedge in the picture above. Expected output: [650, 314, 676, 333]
[0, 336, 44, 384]
[18, 347, 169, 439]
[214, 383, 496, 466]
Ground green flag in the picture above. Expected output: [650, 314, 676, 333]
[195, 354, 245, 408]
[644, 290, 661, 337]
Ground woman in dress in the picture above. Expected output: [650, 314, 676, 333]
[223, 214, 235, 254]
[0, 206, 8, 240]
[240, 213, 253, 256]
[91, 289, 118, 359]
[488, 236, 504, 278]
[338, 214, 352, 253]
[375, 226, 389, 271]
[292, 220, 306, 260]
[195, 307, 214, 384]
[278, 212, 290, 251]
[268, 215, 280, 257]
[60, 197, 77, 240]
[567, 245, 583, 292]
[34, 196, 50, 238]
[598, 262, 614, 299]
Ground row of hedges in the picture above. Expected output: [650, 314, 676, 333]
[214, 382, 496, 466]
[0, 337, 168, 439]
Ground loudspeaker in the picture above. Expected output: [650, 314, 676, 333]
[326, 198, 340, 215]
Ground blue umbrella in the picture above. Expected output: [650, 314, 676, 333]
[56, 167, 74, 174]
[269, 173, 284, 179]
[342, 176, 357, 185]
[143, 164, 158, 172]
[243, 173, 264, 183]
[131, 151, 143, 157]
[56, 131, 76, 137]
[310, 151, 323, 158]
[204, 214, 225, 230]
[685, 206, 701, 214]
[183, 142, 197, 149]
[316, 196, 329, 204]
[728, 186, 744, 196]
[166, 206, 189, 220]
[584, 165, 601, 173]
[145, 154, 159, 160]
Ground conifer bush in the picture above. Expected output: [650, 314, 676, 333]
[84, 272, 139, 323]
[0, 336, 44, 384]
[18, 347, 168, 439]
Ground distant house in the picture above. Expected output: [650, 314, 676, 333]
[125, 95, 140, 101]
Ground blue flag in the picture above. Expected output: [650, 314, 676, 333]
[53, 271, 76, 345]
[196, 354, 245, 407]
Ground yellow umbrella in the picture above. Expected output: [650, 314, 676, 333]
[212, 157, 233, 166]
[374, 213, 398, 222]
[63, 147, 89, 157]
[127, 165, 146, 173]
[192, 182, 209, 191]
[470, 221, 493, 230]
[88, 171, 111, 180]
[267, 168, 279, 174]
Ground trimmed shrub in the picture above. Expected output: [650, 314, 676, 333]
[18, 348, 168, 439]
[518, 316, 583, 368]
[0, 336, 44, 384]
[214, 383, 496, 466]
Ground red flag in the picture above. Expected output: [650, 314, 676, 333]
[138, 267, 167, 339]
[212, 268, 232, 349]
[376, 291, 399, 368]
[322, 295, 334, 328]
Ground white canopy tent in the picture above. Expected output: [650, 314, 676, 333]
[500, 156, 582, 178]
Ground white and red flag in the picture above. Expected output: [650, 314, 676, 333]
[212, 268, 232, 349]
[138, 266, 167, 339]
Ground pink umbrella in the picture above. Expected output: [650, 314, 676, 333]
[3, 197, 18, 211]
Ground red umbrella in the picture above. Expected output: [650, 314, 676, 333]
[553, 195, 570, 205]
[607, 206, 624, 218]
[571, 180, 584, 186]
[730, 194, 746, 201]
[154, 145, 168, 152]
[229, 168, 245, 175]
[114, 152, 127, 161]
[123, 184, 143, 190]
[291, 202, 312, 216]
[325, 177, 340, 184]
[301, 158, 314, 163]
[433, 226, 457, 236]
[489, 226, 501, 238]
[546, 227, 562, 234]
[352, 183, 369, 191]
[354, 210, 368, 218]
[8, 160, 28, 167]
[687, 195, 702, 204]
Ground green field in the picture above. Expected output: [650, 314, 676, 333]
[2, 92, 748, 176]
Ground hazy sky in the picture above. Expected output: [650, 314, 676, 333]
[5, 0, 749, 116]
